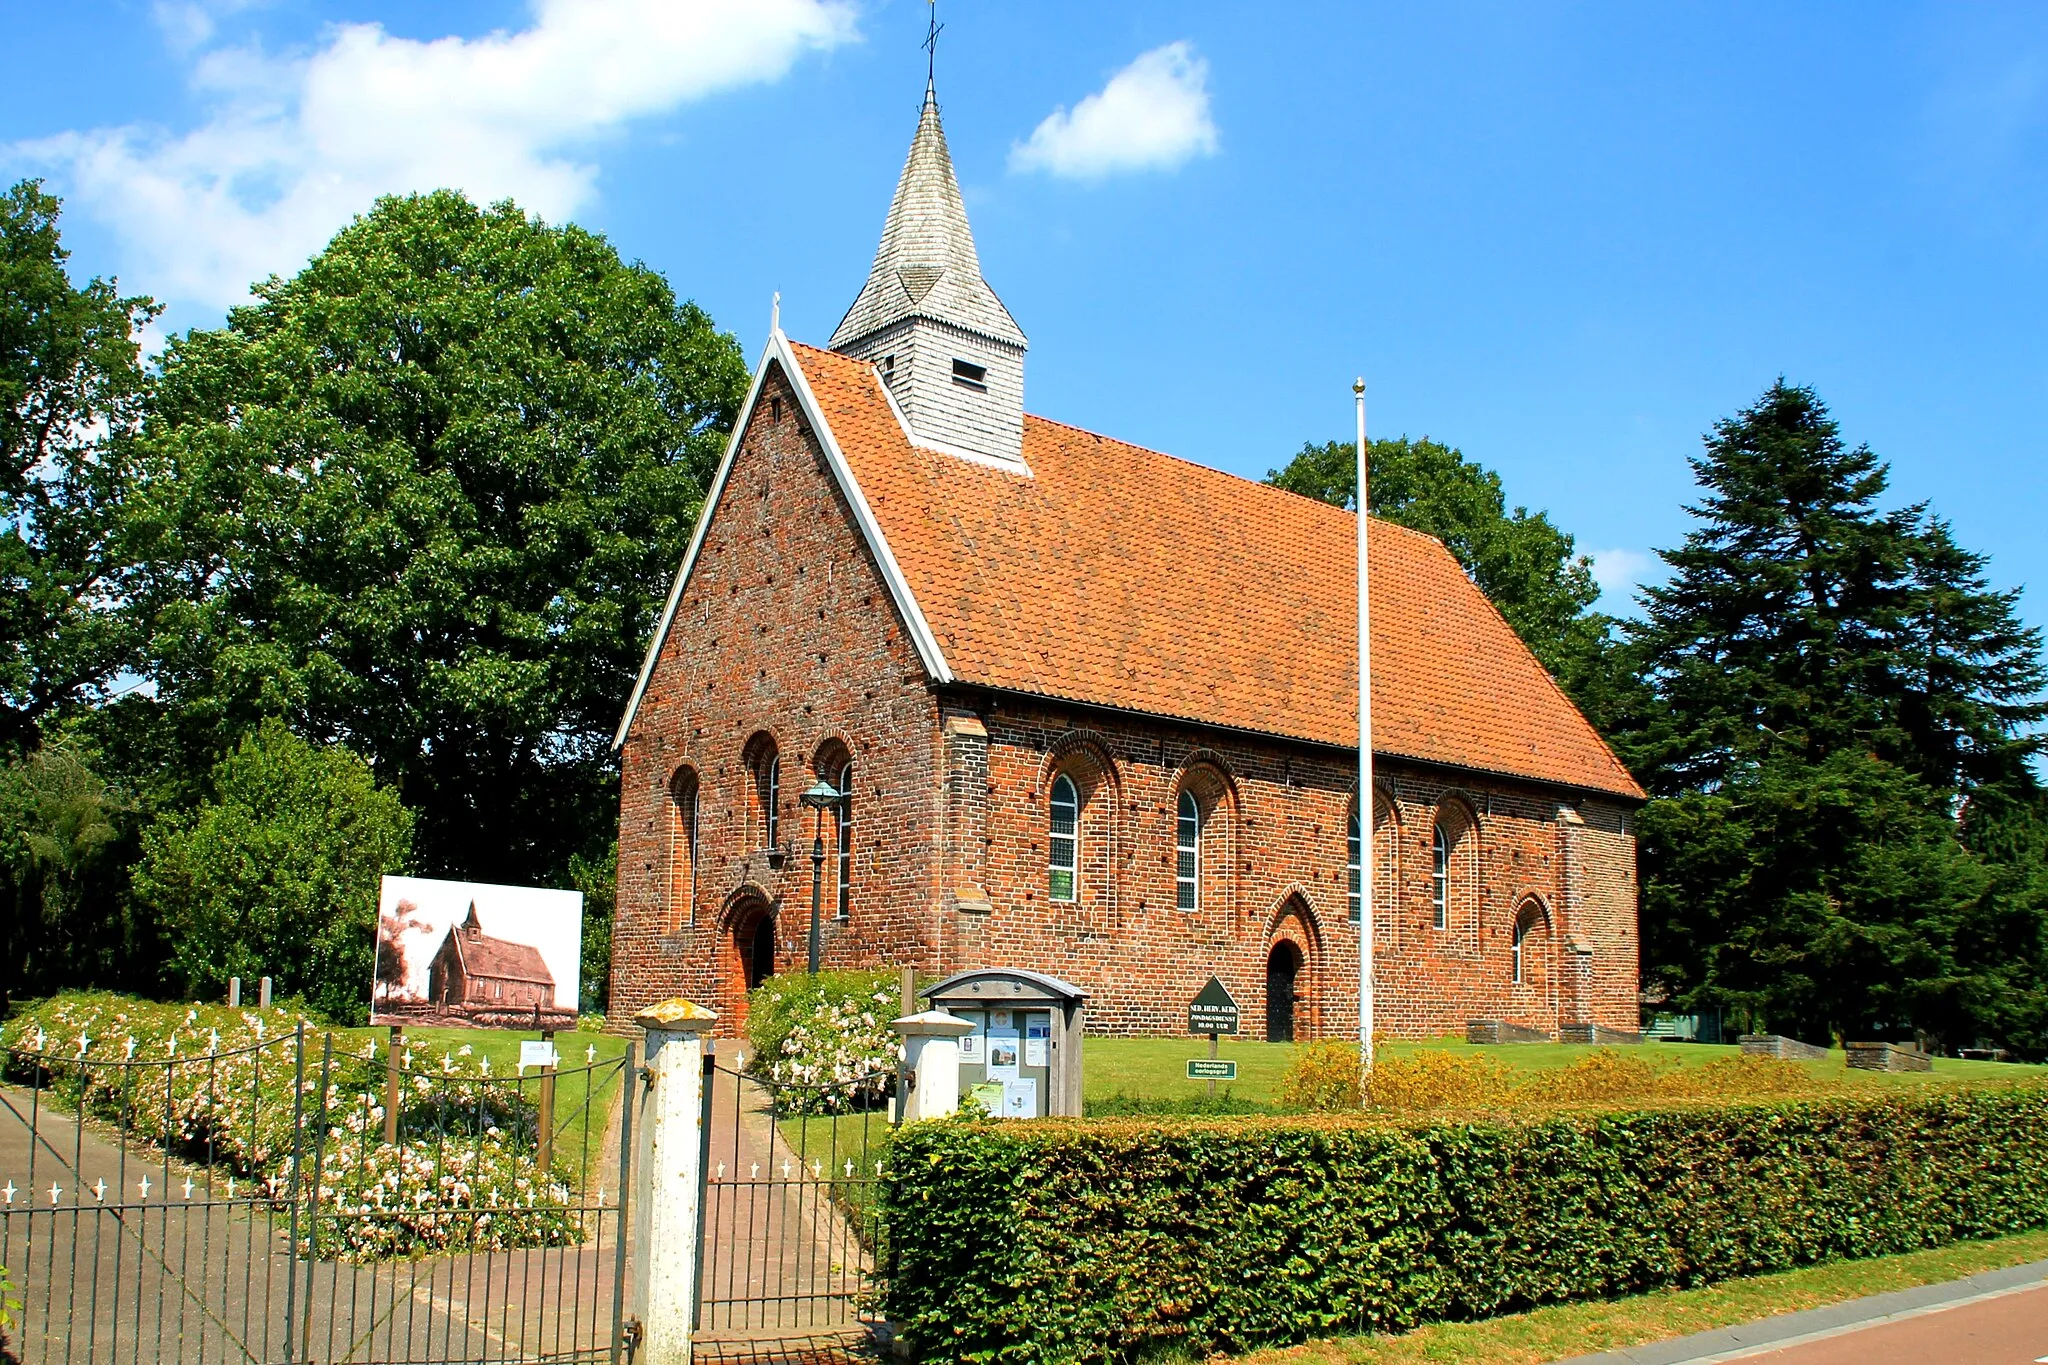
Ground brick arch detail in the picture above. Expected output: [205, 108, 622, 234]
[666, 761, 703, 933]
[1171, 752, 1242, 928]
[1431, 792, 1483, 952]
[1346, 781, 1401, 948]
[1508, 891, 1558, 1029]
[712, 884, 778, 1035]
[1266, 891, 1325, 1042]
[1039, 730, 1125, 930]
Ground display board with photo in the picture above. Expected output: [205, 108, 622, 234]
[371, 876, 583, 1029]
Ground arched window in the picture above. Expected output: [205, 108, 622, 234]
[1176, 789, 1201, 912]
[1347, 806, 1363, 925]
[1431, 823, 1449, 930]
[835, 760, 853, 920]
[1048, 774, 1079, 902]
[744, 734, 780, 850]
[670, 767, 700, 928]
[1513, 910, 1531, 983]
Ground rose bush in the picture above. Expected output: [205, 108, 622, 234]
[3, 992, 586, 1260]
[743, 970, 902, 1115]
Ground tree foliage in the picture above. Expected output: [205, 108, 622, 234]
[1626, 382, 2048, 1048]
[133, 190, 749, 886]
[132, 720, 414, 1023]
[0, 743, 151, 1008]
[0, 180, 158, 751]
[1265, 437, 1607, 689]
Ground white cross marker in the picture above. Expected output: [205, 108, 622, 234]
[49, 1182, 62, 1205]
[874, 1161, 883, 1177]
[586, 1044, 597, 1064]
[182, 1177, 195, 1200]
[76, 1032, 91, 1055]
[781, 1161, 791, 1179]
[167, 1036, 176, 1056]
[845, 1160, 854, 1177]
[596, 1186, 605, 1206]
[479, 1057, 491, 1076]
[2, 1181, 15, 1203]
[125, 1037, 137, 1058]
[811, 1160, 822, 1178]
[226, 1177, 235, 1200]
[94, 1179, 107, 1202]
[138, 1175, 151, 1198]
[751, 1164, 760, 1180]
[209, 1029, 220, 1050]
[32, 1027, 45, 1050]
[716, 1163, 726, 1180]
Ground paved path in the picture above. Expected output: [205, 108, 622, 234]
[1555, 1258, 2048, 1365]
[694, 1040, 882, 1352]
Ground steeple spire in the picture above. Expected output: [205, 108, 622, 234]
[831, 59, 1028, 466]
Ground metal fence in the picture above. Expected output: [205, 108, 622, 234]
[0, 1023, 634, 1364]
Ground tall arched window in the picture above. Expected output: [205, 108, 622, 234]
[744, 734, 780, 850]
[1176, 789, 1201, 912]
[835, 760, 853, 920]
[1512, 910, 1531, 983]
[1048, 774, 1079, 902]
[670, 767, 700, 928]
[1347, 806, 1363, 925]
[1431, 823, 1449, 930]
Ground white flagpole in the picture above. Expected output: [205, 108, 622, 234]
[1356, 377, 1374, 1079]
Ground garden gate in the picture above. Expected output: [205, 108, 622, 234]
[692, 1050, 890, 1358]
[0, 1022, 634, 1364]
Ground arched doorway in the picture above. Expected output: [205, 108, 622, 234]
[745, 911, 777, 990]
[1267, 940, 1303, 1043]
[718, 891, 778, 1029]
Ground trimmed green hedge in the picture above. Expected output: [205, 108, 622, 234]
[879, 1088, 2048, 1363]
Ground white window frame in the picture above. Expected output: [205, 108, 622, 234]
[1176, 789, 1201, 913]
[1513, 912, 1529, 983]
[761, 751, 780, 848]
[1431, 823, 1449, 930]
[835, 760, 853, 920]
[1347, 806, 1363, 925]
[1049, 774, 1079, 903]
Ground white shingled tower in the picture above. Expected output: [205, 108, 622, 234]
[830, 79, 1028, 467]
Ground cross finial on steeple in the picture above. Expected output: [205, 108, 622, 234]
[922, 0, 942, 92]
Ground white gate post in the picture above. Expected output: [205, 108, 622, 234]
[893, 1010, 974, 1121]
[632, 999, 717, 1364]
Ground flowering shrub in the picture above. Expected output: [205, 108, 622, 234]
[3, 993, 585, 1261]
[744, 970, 902, 1115]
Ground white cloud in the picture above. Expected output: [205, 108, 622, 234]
[1588, 547, 1658, 609]
[1009, 40, 1218, 180]
[15, 0, 859, 313]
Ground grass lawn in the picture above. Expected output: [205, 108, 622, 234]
[1081, 1035, 2041, 1109]
[1224, 1227, 2048, 1364]
[336, 1024, 630, 1174]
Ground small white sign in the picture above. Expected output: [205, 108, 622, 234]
[1024, 1016, 1051, 1068]
[518, 1040, 559, 1072]
[1001, 1078, 1037, 1119]
[959, 1030, 984, 1063]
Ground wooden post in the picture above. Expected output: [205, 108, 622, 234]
[537, 1028, 557, 1171]
[383, 1025, 404, 1145]
[1208, 1032, 1218, 1100]
[895, 965, 916, 1123]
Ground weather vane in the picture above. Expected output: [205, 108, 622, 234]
[923, 0, 943, 87]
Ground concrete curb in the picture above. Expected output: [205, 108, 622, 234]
[1547, 1257, 2048, 1365]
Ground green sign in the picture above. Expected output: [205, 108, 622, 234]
[1188, 975, 1241, 1035]
[1186, 1059, 1237, 1081]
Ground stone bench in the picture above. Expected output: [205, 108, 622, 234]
[1739, 1033, 1831, 1062]
[1845, 1041, 1933, 1072]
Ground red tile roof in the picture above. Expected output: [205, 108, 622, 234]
[790, 342, 1644, 801]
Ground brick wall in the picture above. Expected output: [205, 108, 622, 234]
[612, 361, 1641, 1038]
[611, 361, 943, 1032]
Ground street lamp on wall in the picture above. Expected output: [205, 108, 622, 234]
[799, 777, 846, 973]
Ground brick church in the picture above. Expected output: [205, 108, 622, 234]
[609, 80, 1645, 1041]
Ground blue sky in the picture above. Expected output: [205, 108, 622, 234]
[5, 0, 2045, 629]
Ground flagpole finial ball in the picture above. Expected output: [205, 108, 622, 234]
[1353, 377, 1365, 395]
